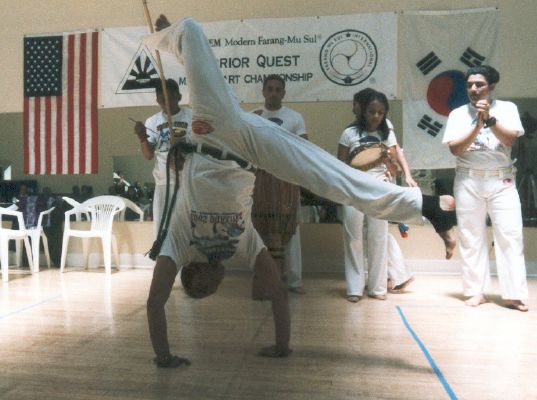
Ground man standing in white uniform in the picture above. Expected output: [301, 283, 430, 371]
[443, 65, 528, 311]
[134, 79, 192, 237]
[252, 74, 307, 294]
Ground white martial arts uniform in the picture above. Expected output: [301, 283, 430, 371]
[339, 125, 397, 296]
[383, 129, 414, 288]
[251, 105, 307, 289]
[159, 151, 265, 270]
[387, 233, 413, 287]
[144, 18, 426, 252]
[443, 100, 528, 300]
[145, 108, 192, 237]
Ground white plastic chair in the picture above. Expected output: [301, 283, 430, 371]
[62, 196, 90, 221]
[0, 206, 34, 282]
[60, 195, 125, 275]
[26, 206, 56, 272]
[116, 197, 144, 222]
[12, 203, 56, 273]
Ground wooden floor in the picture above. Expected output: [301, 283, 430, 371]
[1, 267, 536, 400]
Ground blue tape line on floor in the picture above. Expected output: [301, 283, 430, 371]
[0, 294, 62, 321]
[396, 305, 458, 400]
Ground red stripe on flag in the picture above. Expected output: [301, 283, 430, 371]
[23, 97, 30, 174]
[91, 31, 99, 173]
[45, 97, 52, 174]
[79, 33, 87, 173]
[56, 96, 63, 175]
[34, 99, 41, 175]
[67, 34, 75, 175]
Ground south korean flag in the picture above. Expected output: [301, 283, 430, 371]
[401, 8, 499, 169]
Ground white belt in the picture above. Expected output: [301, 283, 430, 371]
[456, 166, 515, 178]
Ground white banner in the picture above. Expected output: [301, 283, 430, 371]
[401, 8, 499, 169]
[101, 13, 397, 108]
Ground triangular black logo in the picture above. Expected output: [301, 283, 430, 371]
[116, 44, 160, 93]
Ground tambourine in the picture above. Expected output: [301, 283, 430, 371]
[348, 143, 388, 171]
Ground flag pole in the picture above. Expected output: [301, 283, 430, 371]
[141, 0, 175, 139]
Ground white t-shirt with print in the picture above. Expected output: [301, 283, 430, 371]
[442, 99, 524, 169]
[339, 125, 397, 179]
[159, 152, 265, 270]
[250, 106, 306, 137]
[145, 107, 193, 185]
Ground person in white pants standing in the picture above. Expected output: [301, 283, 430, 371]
[134, 79, 192, 238]
[251, 74, 308, 294]
[338, 89, 418, 302]
[443, 65, 528, 312]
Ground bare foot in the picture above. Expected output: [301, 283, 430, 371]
[368, 294, 387, 300]
[439, 228, 456, 259]
[389, 276, 415, 293]
[153, 354, 191, 368]
[503, 300, 529, 312]
[288, 286, 306, 294]
[422, 195, 457, 259]
[258, 345, 292, 358]
[347, 295, 361, 303]
[464, 294, 486, 307]
[439, 194, 455, 211]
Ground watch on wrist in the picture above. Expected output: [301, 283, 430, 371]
[484, 116, 496, 128]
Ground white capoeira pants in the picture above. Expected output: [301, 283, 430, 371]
[144, 17, 424, 234]
[343, 205, 388, 296]
[455, 172, 528, 300]
[387, 233, 413, 287]
[343, 217, 412, 296]
[285, 227, 302, 289]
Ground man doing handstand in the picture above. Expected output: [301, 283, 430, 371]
[144, 15, 457, 368]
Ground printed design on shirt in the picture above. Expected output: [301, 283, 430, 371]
[267, 117, 284, 126]
[190, 211, 245, 264]
[469, 122, 502, 152]
[154, 120, 189, 153]
[349, 134, 381, 153]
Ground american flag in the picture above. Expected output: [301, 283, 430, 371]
[23, 30, 99, 175]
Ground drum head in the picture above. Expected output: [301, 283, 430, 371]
[349, 143, 387, 170]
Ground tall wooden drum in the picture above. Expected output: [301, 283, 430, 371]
[251, 169, 299, 246]
[251, 169, 299, 298]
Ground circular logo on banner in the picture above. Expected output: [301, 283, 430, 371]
[320, 30, 378, 86]
[427, 70, 469, 116]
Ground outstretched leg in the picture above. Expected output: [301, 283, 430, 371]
[148, 16, 242, 132]
[422, 195, 457, 259]
[146, 17, 457, 258]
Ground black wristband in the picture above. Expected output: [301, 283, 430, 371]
[484, 116, 496, 128]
